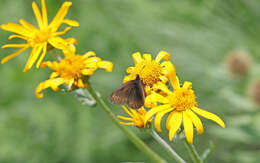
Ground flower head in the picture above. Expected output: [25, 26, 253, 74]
[124, 51, 176, 94]
[118, 106, 151, 128]
[144, 77, 225, 144]
[36, 51, 113, 98]
[1, 0, 79, 71]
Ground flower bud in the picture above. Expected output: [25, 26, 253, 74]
[248, 79, 260, 105]
[225, 50, 251, 77]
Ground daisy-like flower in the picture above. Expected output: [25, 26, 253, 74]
[1, 0, 79, 72]
[144, 77, 225, 144]
[35, 51, 113, 98]
[123, 51, 176, 95]
[118, 106, 152, 128]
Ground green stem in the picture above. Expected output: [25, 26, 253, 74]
[183, 140, 203, 163]
[150, 129, 186, 163]
[86, 84, 167, 163]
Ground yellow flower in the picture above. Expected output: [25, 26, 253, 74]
[118, 106, 152, 128]
[124, 51, 176, 94]
[144, 77, 225, 144]
[1, 0, 79, 72]
[35, 51, 113, 98]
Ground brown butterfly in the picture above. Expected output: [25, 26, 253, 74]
[109, 75, 146, 109]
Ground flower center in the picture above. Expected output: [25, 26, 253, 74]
[32, 28, 52, 45]
[57, 55, 86, 79]
[168, 88, 197, 112]
[135, 60, 162, 86]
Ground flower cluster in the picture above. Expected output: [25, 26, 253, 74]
[118, 52, 225, 144]
[1, 0, 113, 97]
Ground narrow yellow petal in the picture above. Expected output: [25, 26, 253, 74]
[97, 61, 113, 72]
[173, 76, 181, 90]
[186, 109, 204, 134]
[81, 69, 94, 75]
[183, 111, 194, 144]
[192, 107, 225, 128]
[48, 36, 67, 50]
[35, 78, 64, 98]
[154, 108, 173, 132]
[63, 19, 79, 26]
[132, 52, 143, 64]
[183, 81, 192, 89]
[1, 23, 32, 37]
[126, 67, 134, 73]
[41, 0, 48, 27]
[123, 75, 135, 84]
[155, 51, 170, 62]
[159, 76, 168, 84]
[19, 19, 38, 31]
[32, 1, 43, 29]
[49, 2, 72, 31]
[145, 92, 169, 104]
[169, 111, 182, 141]
[1, 46, 29, 64]
[36, 43, 47, 68]
[8, 35, 27, 40]
[161, 61, 176, 88]
[152, 82, 172, 95]
[143, 53, 152, 61]
[122, 106, 134, 117]
[50, 72, 59, 79]
[144, 104, 171, 125]
[83, 51, 96, 58]
[2, 44, 28, 48]
[23, 45, 43, 72]
[117, 115, 133, 121]
[54, 26, 72, 36]
[119, 122, 135, 126]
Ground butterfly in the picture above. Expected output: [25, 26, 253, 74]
[109, 75, 146, 109]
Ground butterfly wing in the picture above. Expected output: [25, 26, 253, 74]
[109, 80, 137, 105]
[109, 78, 146, 109]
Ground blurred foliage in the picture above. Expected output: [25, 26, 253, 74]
[0, 0, 260, 162]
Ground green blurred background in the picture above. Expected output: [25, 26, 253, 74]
[0, 0, 260, 162]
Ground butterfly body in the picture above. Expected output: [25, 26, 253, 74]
[109, 76, 146, 109]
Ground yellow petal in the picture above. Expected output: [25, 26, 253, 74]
[36, 43, 47, 68]
[143, 53, 152, 61]
[145, 92, 169, 104]
[152, 82, 172, 95]
[35, 78, 65, 98]
[81, 69, 94, 75]
[41, 0, 48, 27]
[173, 76, 181, 90]
[186, 109, 204, 134]
[183, 81, 192, 89]
[48, 36, 68, 50]
[154, 108, 173, 132]
[117, 115, 134, 121]
[119, 122, 135, 126]
[192, 107, 225, 128]
[23, 45, 43, 72]
[122, 106, 134, 117]
[132, 52, 143, 64]
[2, 44, 29, 48]
[159, 76, 168, 84]
[183, 111, 194, 144]
[1, 46, 29, 64]
[19, 19, 38, 31]
[50, 72, 59, 79]
[63, 19, 79, 26]
[54, 26, 72, 36]
[169, 111, 182, 141]
[83, 51, 96, 58]
[155, 51, 170, 62]
[144, 104, 171, 125]
[32, 1, 43, 29]
[161, 61, 176, 88]
[1, 23, 32, 37]
[8, 35, 27, 40]
[97, 61, 113, 72]
[123, 75, 135, 83]
[126, 67, 134, 73]
[49, 2, 72, 31]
